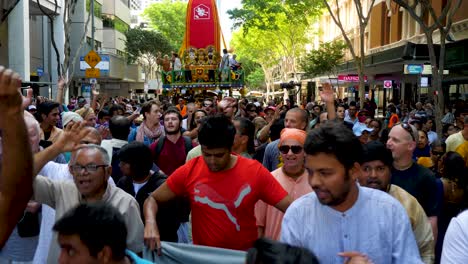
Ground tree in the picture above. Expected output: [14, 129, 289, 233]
[229, 1, 320, 103]
[231, 27, 282, 100]
[322, 0, 377, 108]
[143, 0, 187, 50]
[300, 40, 346, 79]
[228, 0, 323, 33]
[391, 0, 462, 136]
[125, 27, 173, 83]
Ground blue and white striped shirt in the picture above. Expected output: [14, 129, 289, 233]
[281, 184, 423, 264]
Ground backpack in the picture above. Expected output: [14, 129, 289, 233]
[153, 135, 193, 160]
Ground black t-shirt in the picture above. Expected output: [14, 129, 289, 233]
[391, 163, 440, 217]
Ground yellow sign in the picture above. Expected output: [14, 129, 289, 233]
[84, 50, 101, 68]
[85, 68, 100, 78]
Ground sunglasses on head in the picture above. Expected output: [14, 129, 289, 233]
[400, 122, 416, 142]
[204, 103, 213, 107]
[279, 145, 303, 154]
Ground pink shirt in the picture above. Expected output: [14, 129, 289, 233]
[255, 168, 313, 240]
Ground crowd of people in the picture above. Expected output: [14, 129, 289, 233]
[1, 65, 468, 264]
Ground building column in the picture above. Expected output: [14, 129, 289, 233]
[8, 0, 30, 81]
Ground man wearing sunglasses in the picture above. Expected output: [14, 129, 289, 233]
[255, 128, 312, 241]
[387, 123, 440, 242]
[32, 142, 143, 263]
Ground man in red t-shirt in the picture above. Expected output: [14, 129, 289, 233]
[144, 115, 292, 253]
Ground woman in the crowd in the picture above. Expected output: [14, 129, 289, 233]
[414, 130, 431, 160]
[368, 119, 382, 142]
[336, 105, 345, 122]
[183, 109, 207, 144]
[253, 116, 268, 148]
[75, 106, 97, 127]
[430, 140, 446, 175]
[436, 151, 468, 262]
[128, 100, 164, 146]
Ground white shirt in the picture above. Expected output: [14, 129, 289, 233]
[174, 58, 182, 71]
[441, 210, 468, 264]
[133, 181, 147, 195]
[281, 185, 422, 263]
[101, 138, 129, 160]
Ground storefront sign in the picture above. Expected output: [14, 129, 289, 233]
[338, 75, 368, 82]
[404, 64, 423, 74]
[383, 80, 392, 88]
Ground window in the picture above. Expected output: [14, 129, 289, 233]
[102, 15, 130, 34]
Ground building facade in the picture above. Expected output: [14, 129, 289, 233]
[311, 0, 468, 108]
[0, 0, 144, 100]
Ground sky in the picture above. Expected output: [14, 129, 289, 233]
[218, 0, 242, 48]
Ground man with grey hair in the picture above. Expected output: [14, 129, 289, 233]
[386, 123, 439, 241]
[32, 124, 143, 263]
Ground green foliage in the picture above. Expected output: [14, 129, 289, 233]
[143, 0, 187, 51]
[86, 0, 102, 18]
[300, 40, 346, 77]
[102, 16, 129, 34]
[246, 67, 266, 89]
[228, 0, 324, 32]
[125, 28, 173, 64]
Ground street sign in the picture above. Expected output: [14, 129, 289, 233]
[84, 50, 101, 68]
[80, 55, 110, 71]
[37, 67, 44, 77]
[85, 68, 100, 78]
[404, 64, 423, 74]
[383, 80, 392, 89]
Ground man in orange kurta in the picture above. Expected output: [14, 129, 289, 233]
[255, 128, 313, 240]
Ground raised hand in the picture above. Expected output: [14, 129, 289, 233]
[0, 67, 23, 124]
[55, 122, 92, 152]
[320, 83, 335, 104]
[57, 77, 66, 91]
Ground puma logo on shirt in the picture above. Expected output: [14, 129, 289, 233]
[194, 184, 252, 231]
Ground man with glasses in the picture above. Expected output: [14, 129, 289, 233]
[31, 124, 117, 263]
[255, 128, 312, 241]
[387, 123, 440, 241]
[33, 143, 143, 263]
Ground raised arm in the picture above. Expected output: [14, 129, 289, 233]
[56, 77, 65, 105]
[33, 122, 90, 175]
[0, 67, 33, 248]
[321, 83, 336, 121]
